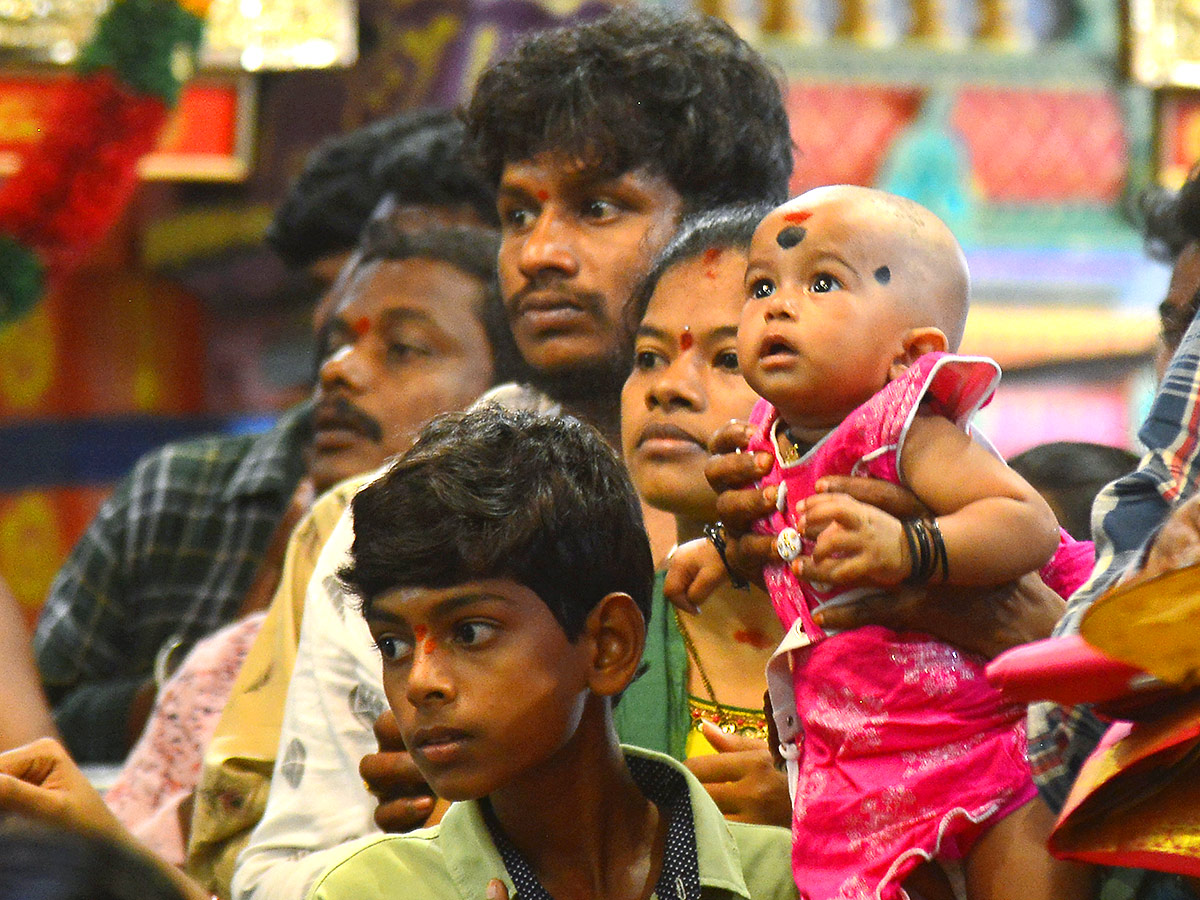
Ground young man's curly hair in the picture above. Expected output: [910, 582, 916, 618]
[463, 7, 794, 212]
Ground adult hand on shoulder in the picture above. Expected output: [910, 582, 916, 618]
[814, 571, 1065, 660]
[685, 724, 790, 827]
[360, 709, 447, 832]
[0, 738, 212, 900]
[0, 737, 126, 841]
[1141, 493, 1200, 579]
[705, 421, 777, 588]
[485, 879, 510, 900]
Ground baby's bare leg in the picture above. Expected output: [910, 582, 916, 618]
[965, 797, 1093, 900]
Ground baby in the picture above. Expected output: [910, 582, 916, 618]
[667, 186, 1092, 900]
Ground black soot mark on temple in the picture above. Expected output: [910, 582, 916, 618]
[776, 227, 806, 249]
[874, 265, 891, 285]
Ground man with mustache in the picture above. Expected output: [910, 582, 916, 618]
[229, 9, 795, 900]
[33, 110, 498, 765]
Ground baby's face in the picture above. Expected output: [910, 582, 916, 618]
[737, 195, 912, 433]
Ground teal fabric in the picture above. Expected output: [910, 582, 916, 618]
[613, 571, 691, 761]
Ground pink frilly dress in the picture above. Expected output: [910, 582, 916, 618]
[749, 353, 1094, 900]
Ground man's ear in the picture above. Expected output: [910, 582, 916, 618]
[583, 592, 646, 698]
[889, 327, 948, 381]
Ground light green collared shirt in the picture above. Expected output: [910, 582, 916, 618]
[306, 746, 796, 900]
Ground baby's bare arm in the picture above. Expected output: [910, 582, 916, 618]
[663, 539, 728, 614]
[898, 414, 1060, 585]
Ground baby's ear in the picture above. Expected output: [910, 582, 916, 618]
[889, 327, 948, 381]
[584, 592, 646, 698]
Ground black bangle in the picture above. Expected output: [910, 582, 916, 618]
[704, 522, 749, 590]
[903, 518, 937, 585]
[927, 517, 949, 583]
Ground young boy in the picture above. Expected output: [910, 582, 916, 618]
[312, 406, 796, 900]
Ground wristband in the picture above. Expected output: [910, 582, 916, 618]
[703, 522, 749, 590]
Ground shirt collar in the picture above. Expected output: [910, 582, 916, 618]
[437, 746, 754, 900]
[223, 400, 313, 501]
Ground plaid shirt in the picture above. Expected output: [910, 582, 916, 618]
[34, 403, 311, 762]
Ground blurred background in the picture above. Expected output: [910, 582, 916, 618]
[0, 0, 1190, 624]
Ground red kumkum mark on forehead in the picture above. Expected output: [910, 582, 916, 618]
[679, 328, 693, 351]
[353, 316, 371, 337]
[783, 211, 812, 224]
[702, 247, 722, 264]
[536, 190, 549, 202]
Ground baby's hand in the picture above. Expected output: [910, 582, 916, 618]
[663, 539, 728, 614]
[799, 492, 909, 587]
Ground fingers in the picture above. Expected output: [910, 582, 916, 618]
[0, 771, 68, 822]
[373, 793, 437, 833]
[360, 746, 438, 833]
[707, 420, 754, 457]
[698, 721, 764, 753]
[372, 709, 405, 752]
[815, 476, 929, 520]
[684, 738, 791, 827]
[713, 481, 776, 533]
[486, 878, 511, 900]
[663, 541, 712, 614]
[722, 534, 775, 589]
[1144, 494, 1200, 578]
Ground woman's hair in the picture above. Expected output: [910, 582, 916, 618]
[463, 7, 793, 213]
[341, 406, 654, 640]
[627, 203, 774, 328]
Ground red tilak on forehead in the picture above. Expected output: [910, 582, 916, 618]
[536, 190, 549, 202]
[702, 247, 722, 264]
[414, 624, 428, 641]
[679, 327, 693, 351]
[783, 211, 812, 224]
[353, 316, 371, 337]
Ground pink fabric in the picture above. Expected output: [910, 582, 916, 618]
[105, 612, 265, 865]
[747, 353, 1091, 899]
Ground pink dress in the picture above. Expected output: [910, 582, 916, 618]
[749, 353, 1093, 900]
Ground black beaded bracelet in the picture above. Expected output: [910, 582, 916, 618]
[703, 522, 749, 590]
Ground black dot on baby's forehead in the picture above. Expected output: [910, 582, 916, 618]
[874, 265, 891, 285]
[776, 226, 806, 249]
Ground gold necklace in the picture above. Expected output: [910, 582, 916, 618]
[673, 608, 768, 740]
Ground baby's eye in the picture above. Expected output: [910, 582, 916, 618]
[633, 349, 665, 371]
[714, 349, 740, 372]
[375, 634, 413, 662]
[811, 273, 842, 293]
[749, 278, 775, 300]
[454, 621, 497, 647]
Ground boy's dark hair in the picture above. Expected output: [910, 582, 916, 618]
[463, 7, 793, 213]
[329, 222, 525, 386]
[1139, 165, 1200, 264]
[269, 110, 496, 269]
[341, 406, 654, 640]
[1007, 440, 1139, 541]
[628, 203, 773, 328]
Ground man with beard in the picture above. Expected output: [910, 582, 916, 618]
[227, 9, 794, 900]
[33, 110, 497, 765]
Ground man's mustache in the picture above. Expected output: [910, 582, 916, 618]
[314, 396, 384, 443]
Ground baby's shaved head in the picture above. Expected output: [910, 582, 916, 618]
[766, 185, 970, 349]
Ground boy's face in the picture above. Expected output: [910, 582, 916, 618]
[496, 153, 684, 380]
[364, 577, 593, 801]
[737, 198, 910, 433]
[622, 250, 760, 524]
[310, 257, 496, 493]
